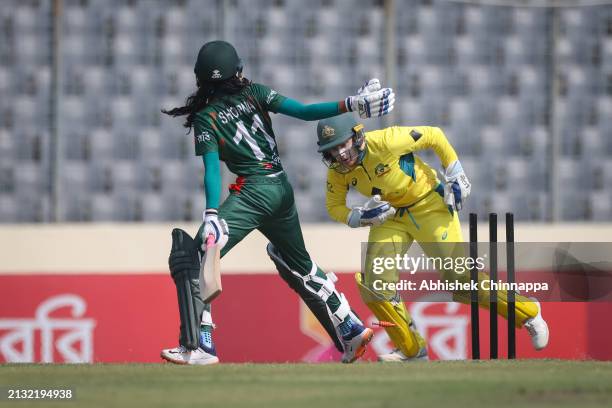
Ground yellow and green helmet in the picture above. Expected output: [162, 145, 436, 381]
[316, 113, 366, 173]
[316, 113, 364, 152]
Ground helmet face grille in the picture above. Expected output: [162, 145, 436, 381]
[327, 159, 355, 174]
[353, 124, 365, 148]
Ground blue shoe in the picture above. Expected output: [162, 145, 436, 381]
[341, 323, 374, 363]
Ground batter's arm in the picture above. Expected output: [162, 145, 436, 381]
[277, 98, 346, 121]
[202, 152, 221, 210]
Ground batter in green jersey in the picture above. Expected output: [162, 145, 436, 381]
[160, 40, 396, 365]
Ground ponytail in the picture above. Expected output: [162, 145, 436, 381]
[162, 76, 251, 130]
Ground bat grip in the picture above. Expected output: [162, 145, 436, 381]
[205, 234, 215, 249]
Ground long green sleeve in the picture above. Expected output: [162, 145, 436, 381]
[202, 152, 221, 209]
[277, 97, 342, 121]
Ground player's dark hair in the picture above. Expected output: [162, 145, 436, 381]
[161, 75, 251, 130]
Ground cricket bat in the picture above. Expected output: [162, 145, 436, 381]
[200, 234, 222, 303]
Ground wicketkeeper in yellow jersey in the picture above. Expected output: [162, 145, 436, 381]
[315, 81, 549, 362]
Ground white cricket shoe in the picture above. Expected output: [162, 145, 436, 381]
[378, 347, 428, 362]
[160, 345, 219, 365]
[341, 325, 374, 363]
[523, 299, 549, 350]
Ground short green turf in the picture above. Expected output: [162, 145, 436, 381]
[1, 360, 611, 408]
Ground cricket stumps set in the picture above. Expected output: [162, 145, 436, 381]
[469, 212, 516, 360]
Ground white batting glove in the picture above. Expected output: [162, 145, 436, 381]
[345, 84, 395, 119]
[202, 209, 229, 250]
[443, 160, 471, 211]
[347, 195, 396, 228]
[357, 78, 382, 95]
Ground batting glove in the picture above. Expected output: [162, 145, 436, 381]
[202, 209, 229, 250]
[347, 195, 396, 228]
[443, 160, 471, 211]
[345, 83, 395, 119]
[357, 78, 382, 95]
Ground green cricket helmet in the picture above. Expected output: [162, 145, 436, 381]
[194, 40, 243, 83]
[316, 113, 366, 173]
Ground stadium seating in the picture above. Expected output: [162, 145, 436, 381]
[1, 0, 610, 222]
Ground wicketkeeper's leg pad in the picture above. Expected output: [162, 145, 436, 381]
[356, 273, 425, 357]
[169, 228, 206, 350]
[452, 271, 539, 327]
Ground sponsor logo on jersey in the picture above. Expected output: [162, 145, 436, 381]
[321, 125, 335, 139]
[211, 69, 222, 79]
[196, 130, 212, 143]
[266, 90, 278, 104]
[374, 163, 390, 176]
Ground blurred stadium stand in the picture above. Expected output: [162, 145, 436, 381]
[1, 0, 611, 223]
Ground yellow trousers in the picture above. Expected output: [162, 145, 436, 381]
[360, 190, 538, 357]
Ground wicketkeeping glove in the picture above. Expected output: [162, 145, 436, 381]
[347, 195, 396, 228]
[202, 209, 229, 250]
[443, 160, 471, 211]
[345, 78, 395, 119]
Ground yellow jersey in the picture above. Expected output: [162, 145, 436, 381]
[326, 126, 459, 225]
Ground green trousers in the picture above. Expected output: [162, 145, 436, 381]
[195, 173, 343, 327]
[196, 173, 313, 273]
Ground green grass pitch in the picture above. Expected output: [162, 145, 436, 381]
[1, 360, 611, 408]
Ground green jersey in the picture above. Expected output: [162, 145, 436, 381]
[193, 83, 287, 176]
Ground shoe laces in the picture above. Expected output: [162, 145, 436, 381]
[525, 321, 537, 336]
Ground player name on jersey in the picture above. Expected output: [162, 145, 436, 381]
[217, 101, 257, 124]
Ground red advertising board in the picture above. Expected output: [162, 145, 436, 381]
[0, 273, 609, 363]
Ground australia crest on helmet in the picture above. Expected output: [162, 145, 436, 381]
[322, 125, 335, 140]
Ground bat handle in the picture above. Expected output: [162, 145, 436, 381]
[205, 234, 215, 249]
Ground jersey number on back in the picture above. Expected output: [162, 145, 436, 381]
[233, 114, 276, 160]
